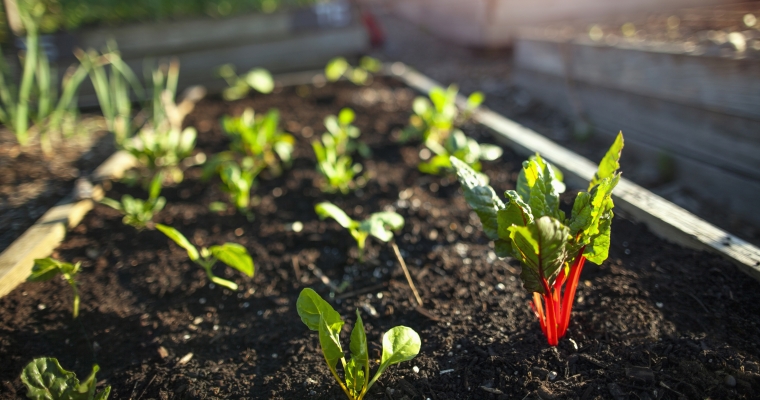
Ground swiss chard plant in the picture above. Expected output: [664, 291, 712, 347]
[100, 172, 166, 230]
[312, 108, 368, 194]
[450, 133, 624, 346]
[217, 64, 274, 101]
[27, 258, 82, 318]
[297, 288, 420, 400]
[325, 56, 383, 86]
[156, 224, 254, 291]
[21, 357, 111, 400]
[315, 202, 404, 261]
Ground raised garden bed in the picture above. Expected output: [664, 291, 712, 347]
[512, 3, 760, 229]
[1, 74, 760, 399]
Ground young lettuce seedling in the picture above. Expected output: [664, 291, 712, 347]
[297, 288, 420, 400]
[21, 357, 111, 400]
[401, 84, 483, 144]
[27, 258, 82, 318]
[221, 108, 294, 177]
[123, 125, 197, 185]
[315, 202, 404, 260]
[450, 133, 624, 346]
[418, 129, 503, 175]
[100, 172, 166, 230]
[156, 224, 254, 291]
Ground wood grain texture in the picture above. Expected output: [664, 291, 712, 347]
[393, 64, 760, 281]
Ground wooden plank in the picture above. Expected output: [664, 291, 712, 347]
[0, 150, 136, 298]
[391, 64, 760, 281]
[515, 37, 760, 120]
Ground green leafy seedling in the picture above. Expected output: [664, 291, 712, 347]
[418, 129, 502, 175]
[449, 133, 624, 346]
[217, 64, 274, 101]
[27, 258, 82, 318]
[312, 108, 369, 193]
[315, 202, 404, 260]
[297, 288, 420, 400]
[401, 84, 483, 144]
[100, 172, 166, 230]
[21, 357, 111, 400]
[123, 126, 197, 184]
[325, 56, 382, 86]
[221, 108, 294, 177]
[156, 224, 254, 291]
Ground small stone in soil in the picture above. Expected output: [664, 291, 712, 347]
[37, 304, 46, 310]
[725, 375, 736, 387]
[548, 371, 558, 380]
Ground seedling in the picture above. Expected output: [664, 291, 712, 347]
[450, 133, 624, 346]
[122, 126, 197, 184]
[401, 84, 483, 144]
[315, 202, 404, 260]
[313, 108, 368, 193]
[218, 159, 256, 219]
[27, 258, 82, 318]
[221, 108, 294, 177]
[156, 224, 254, 291]
[325, 56, 383, 86]
[217, 64, 274, 100]
[297, 288, 420, 400]
[100, 172, 166, 230]
[21, 357, 110, 400]
[418, 129, 502, 175]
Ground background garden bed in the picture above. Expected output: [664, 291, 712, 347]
[1, 77, 759, 399]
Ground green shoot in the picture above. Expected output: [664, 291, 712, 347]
[21, 357, 111, 400]
[100, 172, 166, 230]
[325, 56, 383, 86]
[418, 129, 502, 175]
[122, 126, 197, 184]
[315, 202, 404, 261]
[313, 108, 368, 193]
[297, 288, 420, 400]
[217, 64, 274, 101]
[221, 107, 294, 177]
[156, 224, 254, 291]
[27, 258, 82, 318]
[401, 84, 483, 144]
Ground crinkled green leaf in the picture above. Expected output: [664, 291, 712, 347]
[155, 224, 199, 261]
[508, 216, 569, 294]
[296, 288, 343, 331]
[584, 206, 614, 264]
[315, 202, 356, 229]
[21, 358, 110, 400]
[589, 132, 624, 190]
[497, 191, 533, 241]
[450, 157, 504, 240]
[209, 243, 254, 277]
[345, 357, 365, 398]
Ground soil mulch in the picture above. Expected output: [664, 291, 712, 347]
[0, 123, 113, 253]
[1, 78, 759, 399]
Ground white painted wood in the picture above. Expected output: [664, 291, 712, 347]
[392, 64, 760, 281]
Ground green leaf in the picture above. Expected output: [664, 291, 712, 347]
[450, 157, 504, 240]
[296, 288, 343, 331]
[20, 358, 110, 400]
[325, 57, 349, 81]
[338, 108, 355, 126]
[584, 206, 614, 264]
[318, 317, 345, 370]
[368, 326, 421, 390]
[210, 275, 239, 291]
[99, 197, 122, 211]
[496, 191, 533, 244]
[589, 132, 624, 190]
[344, 357, 365, 398]
[508, 216, 569, 294]
[349, 310, 369, 367]
[362, 211, 405, 242]
[467, 91, 484, 109]
[315, 202, 356, 229]
[418, 154, 451, 175]
[478, 143, 503, 161]
[359, 56, 382, 73]
[209, 243, 254, 277]
[28, 258, 67, 282]
[245, 68, 274, 94]
[155, 224, 200, 261]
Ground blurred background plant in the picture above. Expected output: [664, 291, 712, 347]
[217, 63, 274, 101]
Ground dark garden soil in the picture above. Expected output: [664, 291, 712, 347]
[0, 123, 113, 253]
[1, 78, 760, 399]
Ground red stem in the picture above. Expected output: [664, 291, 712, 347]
[558, 248, 587, 337]
[539, 277, 558, 346]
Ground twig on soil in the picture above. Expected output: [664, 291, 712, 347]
[307, 263, 341, 292]
[136, 373, 157, 400]
[291, 256, 301, 282]
[658, 381, 684, 397]
[392, 242, 423, 307]
[682, 291, 711, 314]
